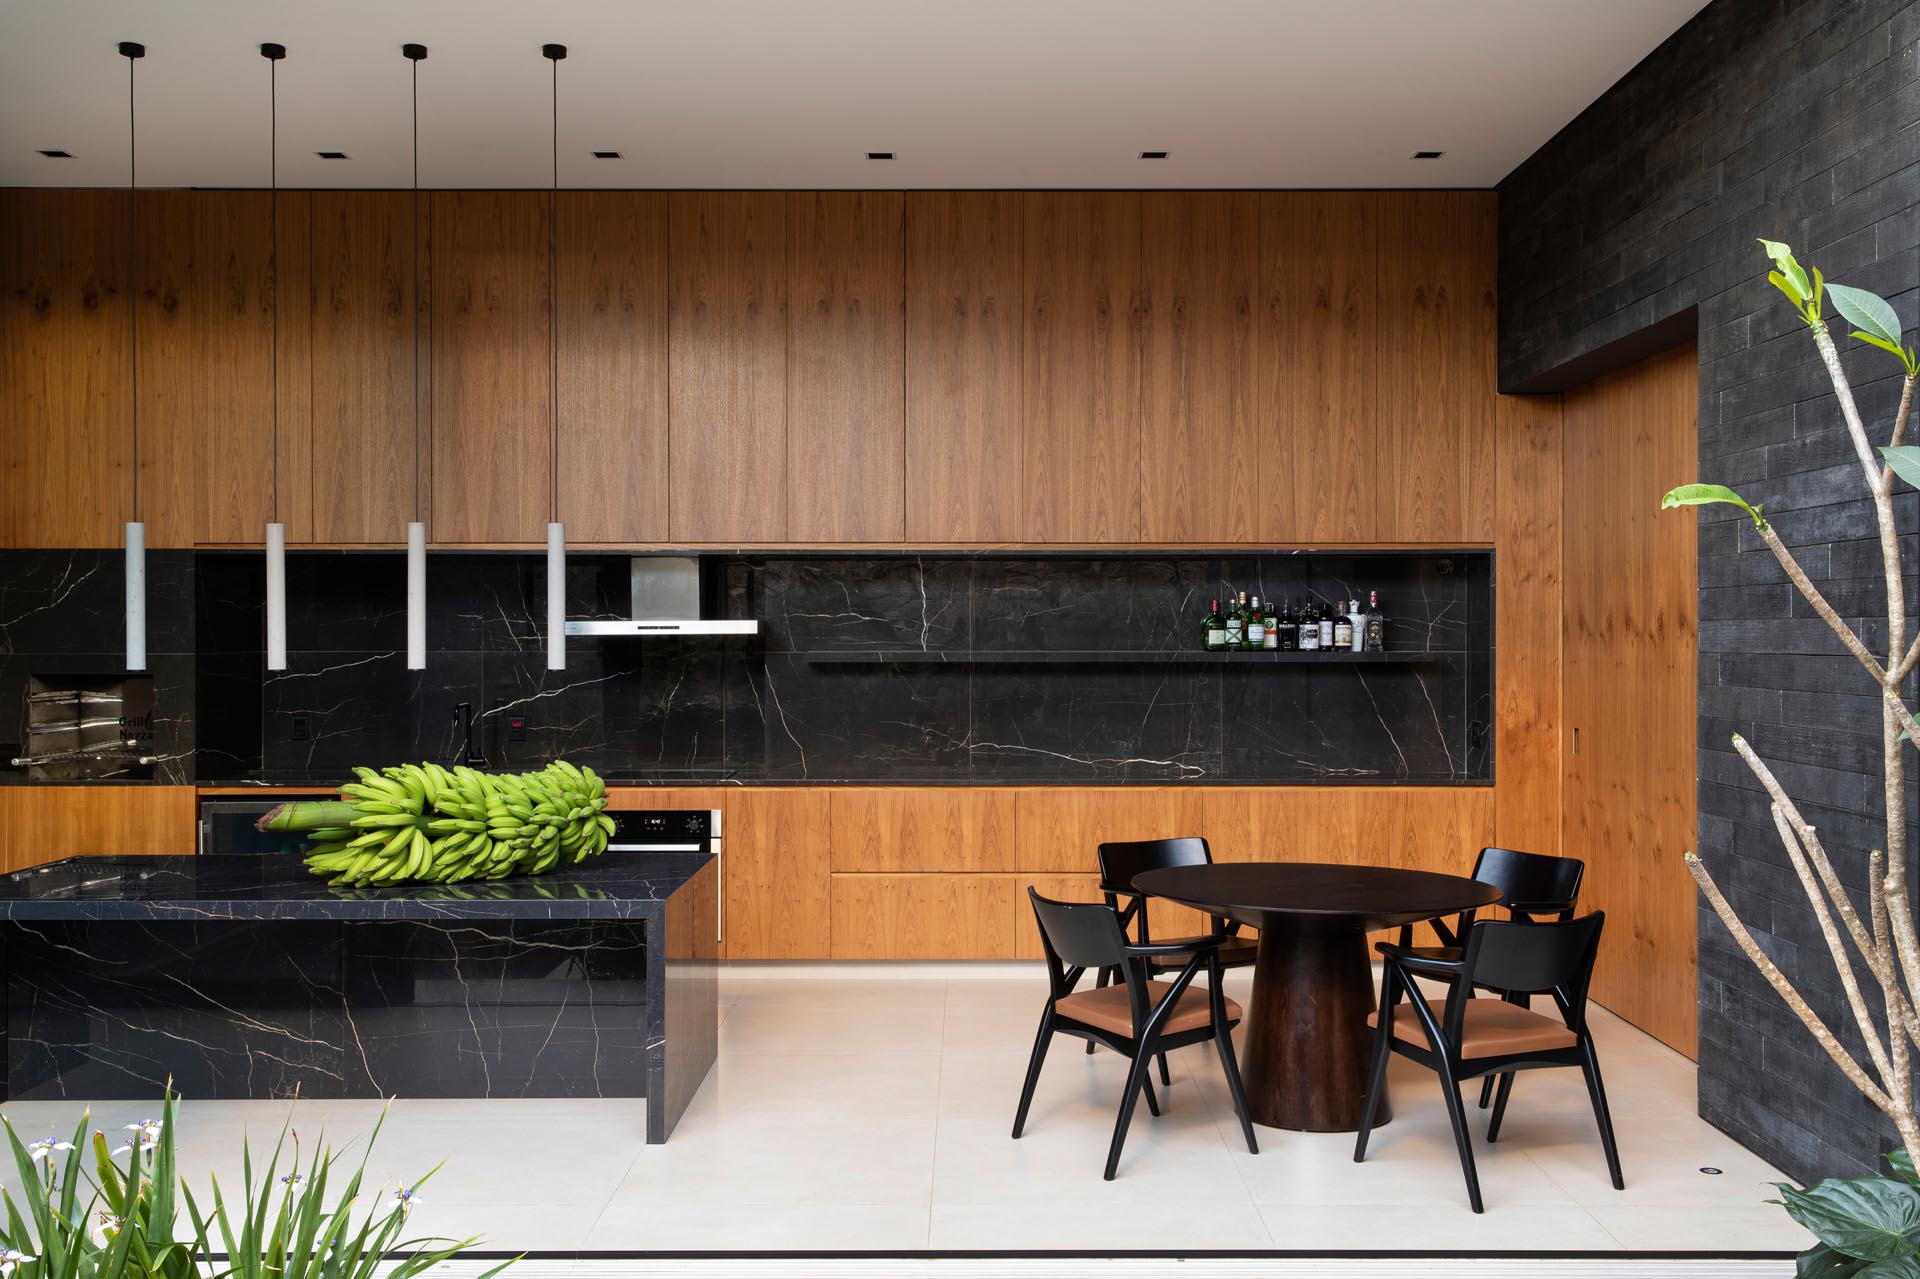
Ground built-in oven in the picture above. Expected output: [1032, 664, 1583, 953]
[611, 808, 724, 943]
[198, 794, 336, 855]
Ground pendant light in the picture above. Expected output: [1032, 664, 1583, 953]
[262, 42, 288, 671]
[121, 40, 146, 673]
[404, 43, 428, 670]
[543, 43, 567, 672]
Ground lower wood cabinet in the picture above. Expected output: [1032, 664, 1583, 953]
[0, 785, 197, 872]
[830, 874, 1017, 959]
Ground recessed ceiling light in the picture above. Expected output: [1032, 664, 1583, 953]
[866, 151, 894, 160]
[38, 149, 73, 158]
[592, 149, 621, 159]
[1412, 150, 1445, 159]
[316, 150, 349, 160]
[1140, 150, 1169, 160]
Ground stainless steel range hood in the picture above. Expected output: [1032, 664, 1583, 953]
[563, 556, 759, 638]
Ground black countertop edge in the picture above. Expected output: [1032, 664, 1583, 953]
[177, 776, 1495, 790]
[188, 546, 1495, 561]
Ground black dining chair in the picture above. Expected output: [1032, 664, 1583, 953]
[1014, 887, 1259, 1180]
[1354, 912, 1623, 1213]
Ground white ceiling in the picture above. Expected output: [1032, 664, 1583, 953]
[0, 0, 1709, 191]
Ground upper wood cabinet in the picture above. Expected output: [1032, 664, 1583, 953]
[309, 191, 420, 544]
[431, 191, 553, 544]
[557, 192, 669, 543]
[905, 192, 1023, 543]
[1138, 193, 1258, 543]
[1022, 192, 1146, 542]
[0, 190, 132, 548]
[668, 192, 788, 542]
[787, 192, 905, 542]
[1259, 192, 1380, 543]
[1376, 192, 1498, 542]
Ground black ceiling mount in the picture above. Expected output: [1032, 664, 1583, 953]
[39, 149, 73, 158]
[403, 43, 426, 61]
[543, 43, 568, 60]
[119, 41, 145, 59]
[1140, 150, 1169, 159]
[260, 42, 285, 60]
[592, 150, 621, 158]
[866, 151, 894, 160]
[1412, 150, 1444, 159]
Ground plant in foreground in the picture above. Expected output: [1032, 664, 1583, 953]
[1665, 238, 1918, 1275]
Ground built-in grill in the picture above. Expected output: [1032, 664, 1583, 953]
[11, 674, 157, 781]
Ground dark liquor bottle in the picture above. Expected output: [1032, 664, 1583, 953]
[1278, 600, 1298, 650]
[1317, 599, 1335, 652]
[1246, 594, 1266, 650]
[1298, 599, 1321, 651]
[1334, 601, 1355, 652]
[1224, 591, 1245, 650]
[1366, 590, 1386, 651]
[1204, 599, 1226, 651]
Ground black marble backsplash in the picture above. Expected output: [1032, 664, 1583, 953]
[0, 548, 1492, 786]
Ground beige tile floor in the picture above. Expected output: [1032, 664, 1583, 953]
[0, 964, 1811, 1256]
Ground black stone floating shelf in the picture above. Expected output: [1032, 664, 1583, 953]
[798, 650, 1451, 666]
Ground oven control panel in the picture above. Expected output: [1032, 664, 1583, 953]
[611, 809, 719, 842]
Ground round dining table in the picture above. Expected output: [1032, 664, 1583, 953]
[1132, 861, 1501, 1133]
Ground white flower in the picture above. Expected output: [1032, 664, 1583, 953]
[24, 1138, 71, 1164]
[0, 1247, 37, 1277]
[279, 1172, 306, 1192]
[87, 1213, 122, 1248]
[110, 1119, 161, 1158]
[389, 1187, 421, 1217]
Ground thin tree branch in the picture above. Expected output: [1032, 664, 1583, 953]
[1886, 373, 1915, 455]
[1734, 734, 1883, 962]
[1885, 857, 1920, 1047]
[1872, 851, 1913, 1113]
[1813, 321, 1890, 499]
[1759, 524, 1889, 683]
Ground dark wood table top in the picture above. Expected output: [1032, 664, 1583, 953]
[1133, 862, 1502, 933]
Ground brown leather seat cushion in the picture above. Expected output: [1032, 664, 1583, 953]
[1055, 981, 1242, 1038]
[1368, 997, 1578, 1059]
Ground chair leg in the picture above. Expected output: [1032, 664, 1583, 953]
[1103, 1049, 1155, 1180]
[1086, 968, 1111, 1055]
[1214, 1026, 1259, 1155]
[1142, 1070, 1162, 1118]
[1437, 1067, 1486, 1213]
[1352, 1020, 1393, 1163]
[1010, 1010, 1055, 1139]
[1486, 1071, 1516, 1142]
[1157, 1050, 1171, 1087]
[1580, 1039, 1626, 1190]
[1478, 1074, 1497, 1109]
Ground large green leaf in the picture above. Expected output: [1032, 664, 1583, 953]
[1800, 1242, 1872, 1278]
[1828, 283, 1905, 348]
[1761, 238, 1815, 302]
[1776, 1178, 1920, 1261]
[1883, 448, 1920, 492]
[1662, 482, 1768, 528]
[1887, 1148, 1920, 1189]
[1858, 1256, 1920, 1278]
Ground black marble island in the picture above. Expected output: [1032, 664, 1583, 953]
[0, 852, 719, 1142]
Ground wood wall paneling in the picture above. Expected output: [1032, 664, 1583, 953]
[273, 192, 315, 543]
[830, 873, 1016, 959]
[828, 786, 1018, 872]
[309, 192, 419, 543]
[0, 190, 131, 548]
[557, 192, 669, 543]
[1021, 193, 1144, 541]
[1561, 341, 1698, 1056]
[1259, 192, 1377, 542]
[2, 786, 197, 871]
[431, 191, 552, 544]
[1494, 392, 1564, 853]
[668, 193, 788, 542]
[787, 192, 906, 542]
[1375, 192, 1499, 542]
[904, 192, 1023, 542]
[722, 788, 831, 958]
[1139, 193, 1258, 542]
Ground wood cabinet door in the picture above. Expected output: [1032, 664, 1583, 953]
[431, 191, 552, 545]
[1375, 192, 1498, 542]
[787, 192, 905, 542]
[3, 786, 196, 871]
[829, 787, 1018, 872]
[310, 192, 419, 544]
[905, 192, 1023, 542]
[723, 789, 831, 958]
[1011, 787, 1207, 873]
[830, 873, 1016, 959]
[668, 193, 788, 542]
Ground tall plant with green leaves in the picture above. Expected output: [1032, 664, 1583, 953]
[1665, 240, 1918, 1274]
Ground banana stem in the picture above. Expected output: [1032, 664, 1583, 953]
[256, 801, 361, 833]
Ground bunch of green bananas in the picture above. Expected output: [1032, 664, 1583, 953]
[261, 760, 616, 888]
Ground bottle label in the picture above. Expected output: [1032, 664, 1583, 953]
[1300, 627, 1318, 651]
[1319, 621, 1334, 646]
[1248, 619, 1265, 644]
[1264, 628, 1277, 650]
[1335, 620, 1354, 647]
[1207, 627, 1226, 647]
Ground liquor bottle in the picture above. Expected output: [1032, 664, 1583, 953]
[1333, 602, 1355, 652]
[1246, 594, 1266, 650]
[1224, 591, 1245, 650]
[1317, 600, 1335, 651]
[1346, 599, 1367, 652]
[1298, 599, 1320, 651]
[1277, 600, 1297, 650]
[1263, 600, 1279, 650]
[1366, 590, 1386, 652]
[1204, 599, 1226, 651]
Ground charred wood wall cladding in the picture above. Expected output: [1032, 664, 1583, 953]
[1499, 0, 1920, 1180]
[0, 548, 1491, 788]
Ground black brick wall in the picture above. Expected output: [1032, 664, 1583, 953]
[1498, 0, 1920, 1182]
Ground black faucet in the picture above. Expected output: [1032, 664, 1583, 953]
[452, 702, 487, 767]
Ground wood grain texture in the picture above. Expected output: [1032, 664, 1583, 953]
[1495, 392, 1564, 854]
[431, 191, 551, 544]
[1260, 192, 1377, 543]
[1, 785, 196, 871]
[273, 192, 315, 543]
[1011, 786, 1207, 873]
[830, 873, 1016, 959]
[1376, 192, 1498, 542]
[1561, 341, 1698, 1057]
[828, 786, 1017, 872]
[668, 193, 787, 542]
[787, 191, 905, 542]
[557, 192, 668, 542]
[0, 189, 131, 548]
[722, 788, 831, 959]
[1139, 193, 1258, 542]
[1199, 787, 1492, 871]
[904, 192, 1022, 542]
[1021, 193, 1144, 542]
[309, 192, 418, 543]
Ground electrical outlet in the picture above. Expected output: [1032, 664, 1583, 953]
[509, 717, 527, 742]
[290, 714, 311, 742]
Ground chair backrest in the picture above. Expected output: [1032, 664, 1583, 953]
[1460, 912, 1605, 1006]
[1472, 846, 1585, 913]
[1096, 836, 1212, 894]
[1027, 887, 1132, 972]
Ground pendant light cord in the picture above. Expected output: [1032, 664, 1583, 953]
[126, 48, 138, 524]
[549, 48, 560, 525]
[269, 53, 279, 524]
[411, 51, 421, 524]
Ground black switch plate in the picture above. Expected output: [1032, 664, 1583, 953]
[509, 717, 527, 742]
[290, 714, 311, 741]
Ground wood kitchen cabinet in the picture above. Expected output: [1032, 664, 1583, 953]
[0, 785, 197, 872]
